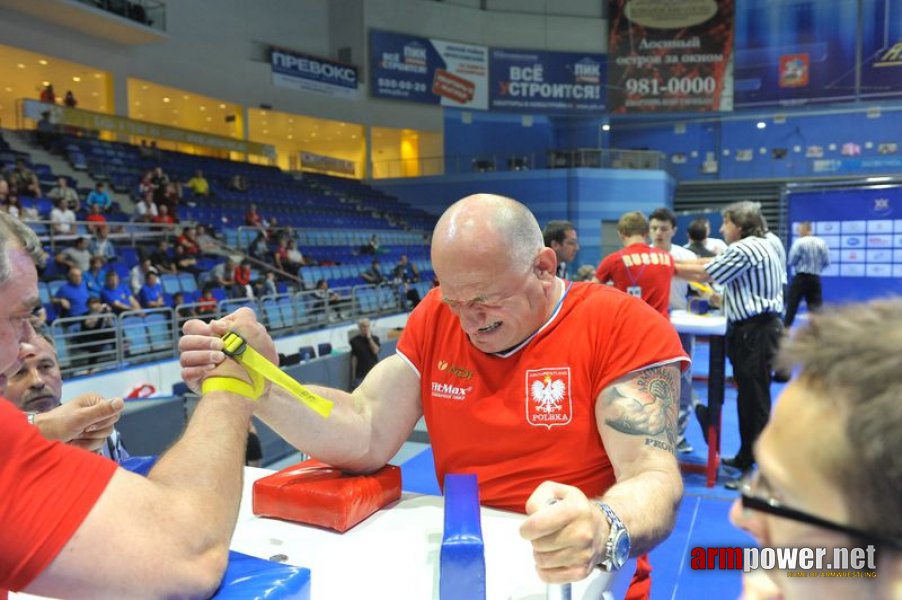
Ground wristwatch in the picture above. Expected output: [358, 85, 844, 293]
[593, 501, 631, 572]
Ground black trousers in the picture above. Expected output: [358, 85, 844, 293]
[726, 313, 784, 467]
[784, 273, 822, 327]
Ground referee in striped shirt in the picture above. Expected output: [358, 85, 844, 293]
[784, 221, 830, 327]
[675, 201, 784, 488]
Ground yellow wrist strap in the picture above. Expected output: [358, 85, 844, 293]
[220, 331, 333, 419]
[201, 376, 262, 401]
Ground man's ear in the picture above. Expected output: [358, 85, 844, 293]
[534, 247, 557, 280]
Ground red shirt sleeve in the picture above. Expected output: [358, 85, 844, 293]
[595, 253, 615, 283]
[0, 400, 117, 592]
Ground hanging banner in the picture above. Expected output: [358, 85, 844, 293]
[860, 0, 902, 99]
[489, 49, 606, 113]
[607, 0, 734, 113]
[733, 0, 857, 107]
[270, 48, 359, 100]
[369, 30, 488, 110]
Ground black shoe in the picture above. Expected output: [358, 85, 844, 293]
[724, 466, 754, 490]
[772, 370, 791, 383]
[721, 456, 753, 470]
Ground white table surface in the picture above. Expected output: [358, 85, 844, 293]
[670, 309, 727, 336]
[231, 467, 620, 600]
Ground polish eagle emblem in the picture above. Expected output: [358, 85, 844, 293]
[531, 375, 566, 413]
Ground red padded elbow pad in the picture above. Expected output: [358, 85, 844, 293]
[252, 459, 402, 533]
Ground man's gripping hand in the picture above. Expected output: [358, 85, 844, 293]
[37, 394, 124, 453]
[519, 481, 607, 584]
[178, 307, 278, 393]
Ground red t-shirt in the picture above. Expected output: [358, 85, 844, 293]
[397, 282, 686, 599]
[0, 399, 117, 596]
[595, 243, 674, 316]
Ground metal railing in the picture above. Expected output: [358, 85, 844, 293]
[74, 0, 167, 33]
[371, 148, 666, 178]
[46, 284, 410, 377]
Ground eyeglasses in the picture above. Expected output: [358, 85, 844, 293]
[739, 470, 902, 551]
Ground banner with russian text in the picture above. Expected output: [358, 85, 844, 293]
[860, 0, 902, 99]
[489, 49, 606, 113]
[271, 48, 359, 100]
[607, 0, 734, 113]
[369, 30, 488, 110]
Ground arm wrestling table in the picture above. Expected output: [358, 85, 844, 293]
[669, 310, 728, 488]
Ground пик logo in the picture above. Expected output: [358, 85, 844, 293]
[404, 42, 427, 67]
[573, 59, 600, 84]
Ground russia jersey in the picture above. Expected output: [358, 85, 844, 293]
[595, 243, 674, 316]
[396, 281, 687, 513]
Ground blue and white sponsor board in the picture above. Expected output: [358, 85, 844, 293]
[489, 49, 606, 113]
[271, 48, 359, 100]
[369, 30, 488, 110]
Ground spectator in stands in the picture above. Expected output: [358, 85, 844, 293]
[205, 257, 235, 289]
[573, 264, 597, 282]
[361, 258, 386, 286]
[134, 192, 158, 223]
[5, 332, 128, 461]
[173, 243, 202, 276]
[85, 204, 108, 235]
[313, 278, 347, 321]
[77, 296, 117, 364]
[35, 110, 57, 151]
[255, 271, 278, 297]
[349, 318, 380, 388]
[149, 238, 177, 274]
[685, 217, 726, 257]
[83, 256, 107, 296]
[194, 224, 223, 256]
[56, 236, 92, 273]
[53, 267, 91, 319]
[7, 158, 41, 198]
[101, 270, 142, 314]
[177, 226, 201, 256]
[159, 182, 181, 217]
[392, 254, 421, 308]
[361, 234, 380, 255]
[85, 182, 112, 213]
[89, 226, 116, 263]
[63, 90, 77, 108]
[138, 170, 156, 198]
[0, 172, 9, 204]
[173, 291, 197, 320]
[197, 284, 218, 317]
[39, 83, 56, 103]
[185, 170, 210, 197]
[152, 203, 176, 226]
[3, 195, 25, 219]
[232, 259, 253, 298]
[248, 230, 269, 262]
[130, 257, 154, 294]
[14, 194, 39, 221]
[48, 176, 80, 212]
[273, 237, 303, 274]
[228, 174, 247, 192]
[150, 166, 171, 204]
[244, 203, 263, 228]
[138, 270, 165, 309]
[49, 196, 76, 235]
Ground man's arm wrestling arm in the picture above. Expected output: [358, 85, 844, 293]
[255, 354, 422, 473]
[26, 372, 256, 597]
[674, 260, 712, 282]
[597, 363, 683, 555]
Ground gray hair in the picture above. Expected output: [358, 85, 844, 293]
[721, 201, 765, 238]
[0, 212, 44, 284]
[776, 299, 902, 540]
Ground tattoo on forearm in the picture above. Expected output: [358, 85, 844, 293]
[603, 366, 679, 454]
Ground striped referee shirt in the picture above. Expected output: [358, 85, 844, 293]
[705, 235, 784, 323]
[788, 235, 830, 275]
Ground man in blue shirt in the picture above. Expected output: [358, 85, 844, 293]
[53, 268, 90, 318]
[101, 270, 142, 314]
[138, 270, 165, 309]
[85, 182, 112, 213]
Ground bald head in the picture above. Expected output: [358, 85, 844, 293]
[432, 194, 544, 271]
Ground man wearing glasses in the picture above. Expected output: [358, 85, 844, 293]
[730, 300, 902, 599]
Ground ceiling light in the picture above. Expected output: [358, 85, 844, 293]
[94, 73, 103, 79]
[263, 130, 268, 134]
[163, 97, 170, 103]
[351, 134, 357, 139]
[199, 106, 206, 111]
[601, 124, 611, 132]
[219, 103, 226, 109]
[4, 87, 12, 93]
[134, 101, 141, 106]
[91, 92, 98, 97]
[206, 116, 212, 122]
[42, 80, 50, 87]
[38, 59, 48, 66]
[141, 85, 148, 90]
[16, 63, 25, 69]
[183, 95, 189, 100]
[288, 118, 294, 123]
[756, 121, 766, 129]
[72, 76, 81, 82]
[311, 132, 316, 137]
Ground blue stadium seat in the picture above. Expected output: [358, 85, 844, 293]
[178, 272, 198, 293]
[160, 274, 181, 295]
[121, 315, 151, 357]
